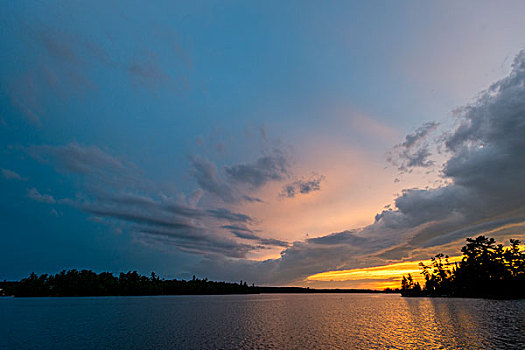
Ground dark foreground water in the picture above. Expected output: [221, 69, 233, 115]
[1, 294, 524, 349]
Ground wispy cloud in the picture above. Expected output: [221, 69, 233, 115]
[225, 150, 290, 188]
[280, 174, 325, 198]
[387, 121, 440, 173]
[25, 143, 287, 258]
[27, 187, 56, 204]
[1, 168, 24, 181]
[190, 156, 236, 203]
[224, 225, 290, 248]
[27, 143, 144, 192]
[128, 52, 173, 91]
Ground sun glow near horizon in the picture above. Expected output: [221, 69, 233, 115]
[306, 255, 464, 290]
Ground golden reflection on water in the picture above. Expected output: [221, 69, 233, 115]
[400, 296, 493, 349]
[2, 294, 523, 349]
[239, 294, 523, 349]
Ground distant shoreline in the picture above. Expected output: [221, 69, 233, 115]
[0, 280, 398, 297]
[0, 270, 399, 297]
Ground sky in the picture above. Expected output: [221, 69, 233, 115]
[1, 1, 525, 288]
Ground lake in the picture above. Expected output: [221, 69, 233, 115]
[1, 294, 524, 349]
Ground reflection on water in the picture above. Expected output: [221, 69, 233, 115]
[1, 294, 524, 349]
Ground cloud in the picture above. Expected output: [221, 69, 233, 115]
[404, 147, 434, 168]
[402, 121, 440, 149]
[50, 208, 63, 217]
[30, 143, 125, 174]
[133, 230, 254, 258]
[27, 143, 145, 192]
[190, 148, 293, 203]
[27, 188, 56, 204]
[24, 143, 283, 258]
[224, 225, 290, 248]
[19, 49, 525, 284]
[6, 74, 43, 125]
[387, 121, 440, 172]
[225, 150, 289, 188]
[242, 195, 264, 203]
[206, 208, 253, 223]
[4, 16, 194, 128]
[75, 191, 275, 258]
[190, 156, 236, 202]
[4, 19, 112, 126]
[39, 27, 77, 64]
[128, 52, 172, 90]
[1, 168, 24, 180]
[192, 50, 525, 285]
[280, 175, 325, 198]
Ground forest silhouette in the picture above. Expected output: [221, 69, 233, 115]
[3, 235, 522, 298]
[400, 236, 525, 298]
[2, 271, 256, 297]
[1, 271, 391, 297]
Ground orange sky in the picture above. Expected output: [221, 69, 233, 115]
[306, 255, 463, 290]
[305, 242, 525, 290]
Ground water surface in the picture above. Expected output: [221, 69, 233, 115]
[1, 294, 524, 349]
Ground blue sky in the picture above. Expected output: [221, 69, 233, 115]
[1, 1, 525, 287]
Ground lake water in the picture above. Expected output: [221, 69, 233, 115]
[1, 294, 524, 349]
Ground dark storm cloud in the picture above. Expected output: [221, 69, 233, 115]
[225, 150, 289, 188]
[280, 175, 325, 198]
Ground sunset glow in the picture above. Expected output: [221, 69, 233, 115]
[2, 2, 525, 349]
[307, 255, 464, 289]
[1, 1, 525, 291]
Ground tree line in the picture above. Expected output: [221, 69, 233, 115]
[0, 271, 401, 297]
[0, 270, 399, 297]
[1, 270, 256, 297]
[401, 236, 525, 298]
